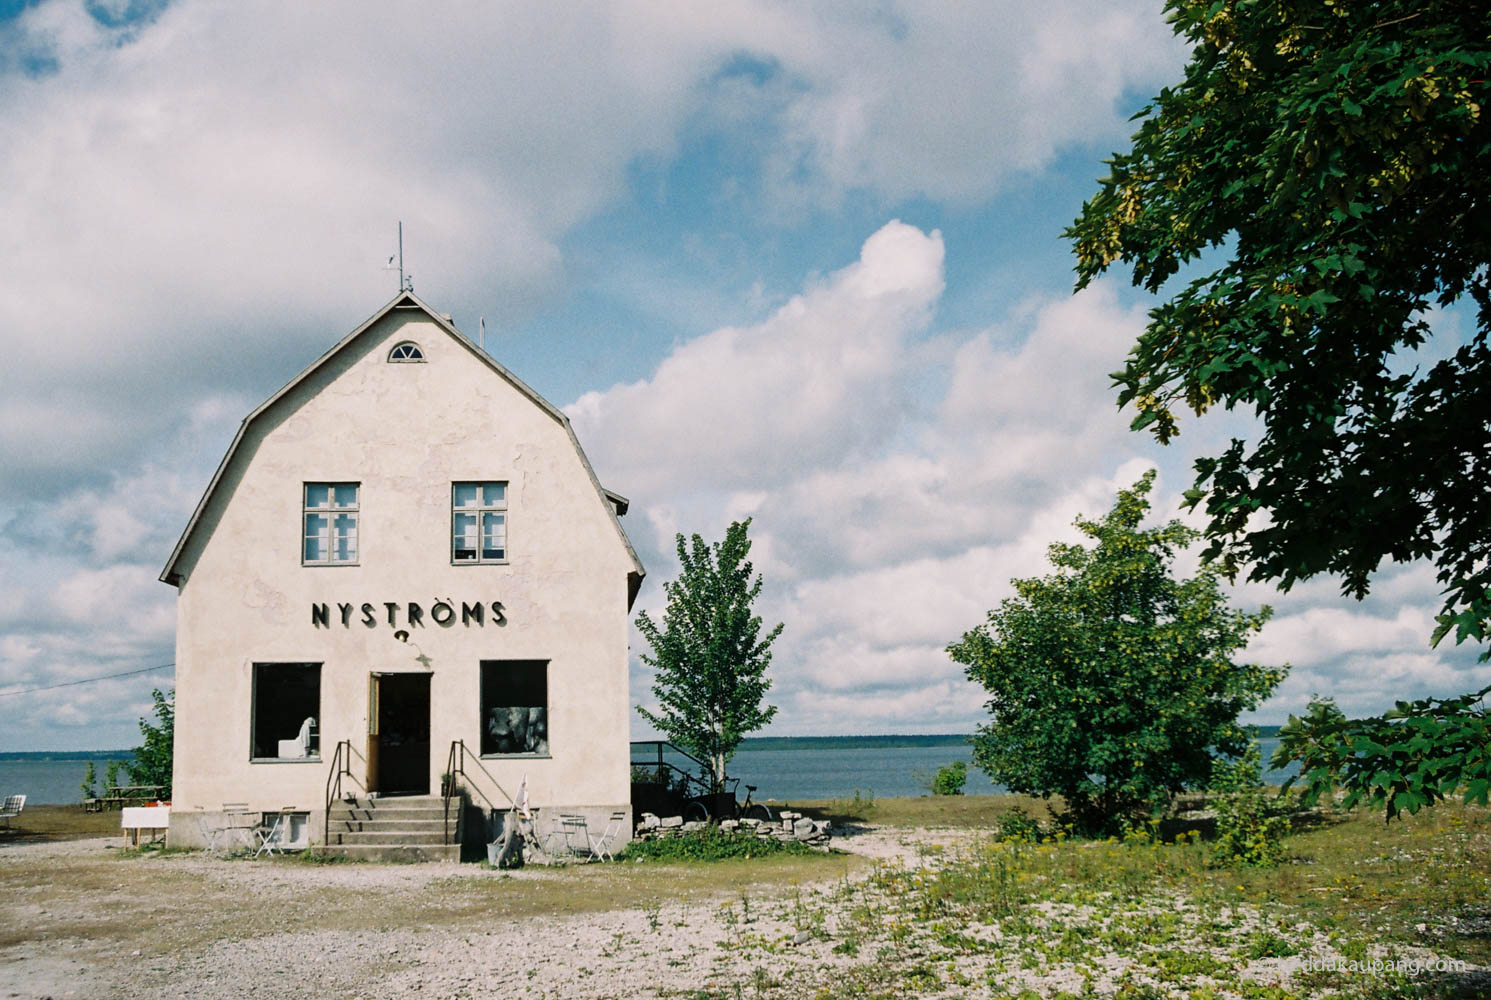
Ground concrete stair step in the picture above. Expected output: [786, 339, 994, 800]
[329, 807, 449, 823]
[330, 830, 449, 846]
[318, 796, 461, 862]
[337, 795, 447, 807]
[331, 819, 448, 833]
[316, 843, 460, 863]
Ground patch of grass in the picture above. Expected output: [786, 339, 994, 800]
[797, 793, 1060, 830]
[618, 826, 821, 863]
[0, 803, 121, 842]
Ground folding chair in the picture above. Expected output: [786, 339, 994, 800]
[253, 807, 295, 858]
[219, 803, 260, 853]
[0, 794, 26, 829]
[196, 809, 226, 854]
[588, 810, 626, 862]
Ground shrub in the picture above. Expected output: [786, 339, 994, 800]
[1208, 741, 1288, 868]
[949, 473, 1282, 836]
[933, 760, 968, 796]
[618, 826, 817, 863]
[998, 807, 1043, 843]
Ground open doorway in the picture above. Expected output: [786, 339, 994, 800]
[368, 673, 430, 796]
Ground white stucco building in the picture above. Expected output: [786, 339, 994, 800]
[160, 291, 643, 855]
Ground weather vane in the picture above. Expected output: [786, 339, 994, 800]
[385, 221, 413, 293]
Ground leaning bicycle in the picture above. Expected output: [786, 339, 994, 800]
[682, 781, 775, 825]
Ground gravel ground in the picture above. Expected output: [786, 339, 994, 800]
[0, 830, 888, 1000]
[4, 827, 1485, 999]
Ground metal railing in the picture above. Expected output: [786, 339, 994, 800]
[443, 740, 515, 845]
[629, 740, 718, 798]
[322, 739, 354, 848]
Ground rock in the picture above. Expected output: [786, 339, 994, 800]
[793, 818, 816, 838]
[793, 930, 810, 945]
[681, 820, 705, 833]
[639, 812, 661, 830]
[739, 817, 760, 829]
[660, 815, 683, 829]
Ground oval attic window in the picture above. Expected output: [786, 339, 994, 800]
[388, 342, 425, 362]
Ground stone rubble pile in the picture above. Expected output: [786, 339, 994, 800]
[633, 810, 833, 850]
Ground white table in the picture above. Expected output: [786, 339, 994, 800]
[121, 805, 170, 847]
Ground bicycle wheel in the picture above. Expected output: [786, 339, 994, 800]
[683, 800, 711, 824]
[742, 802, 773, 823]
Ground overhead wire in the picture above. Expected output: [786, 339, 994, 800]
[0, 662, 175, 699]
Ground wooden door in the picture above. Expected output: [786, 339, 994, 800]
[366, 672, 383, 794]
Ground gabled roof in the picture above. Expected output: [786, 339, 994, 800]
[159, 291, 645, 604]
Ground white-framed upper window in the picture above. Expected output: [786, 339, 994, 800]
[303, 483, 359, 565]
[452, 481, 507, 563]
[388, 341, 424, 362]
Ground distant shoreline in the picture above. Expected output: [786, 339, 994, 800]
[2, 727, 1285, 759]
[0, 750, 134, 761]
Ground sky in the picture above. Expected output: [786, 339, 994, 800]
[1, 0, 1486, 752]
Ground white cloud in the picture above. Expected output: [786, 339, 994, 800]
[0, 0, 1183, 498]
[608, 223, 1490, 737]
[570, 220, 944, 496]
[7, 2, 1482, 748]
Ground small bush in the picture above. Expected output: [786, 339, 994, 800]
[932, 760, 968, 796]
[618, 826, 817, 863]
[998, 807, 1043, 843]
[1208, 741, 1288, 868]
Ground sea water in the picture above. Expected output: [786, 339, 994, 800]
[0, 737, 1296, 805]
[0, 757, 135, 805]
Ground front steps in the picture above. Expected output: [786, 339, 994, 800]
[319, 794, 461, 862]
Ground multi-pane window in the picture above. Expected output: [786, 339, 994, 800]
[480, 660, 548, 756]
[303, 483, 358, 564]
[452, 481, 507, 563]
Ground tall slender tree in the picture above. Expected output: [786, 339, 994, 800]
[636, 519, 783, 795]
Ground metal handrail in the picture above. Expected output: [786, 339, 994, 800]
[443, 739, 515, 845]
[322, 739, 351, 848]
[442, 741, 459, 844]
[629, 740, 715, 798]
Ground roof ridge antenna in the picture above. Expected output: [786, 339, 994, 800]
[384, 221, 414, 293]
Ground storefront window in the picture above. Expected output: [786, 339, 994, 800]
[252, 663, 320, 760]
[480, 659, 547, 755]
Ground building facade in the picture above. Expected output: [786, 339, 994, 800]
[160, 292, 643, 850]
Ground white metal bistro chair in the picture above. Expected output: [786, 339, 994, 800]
[0, 794, 25, 829]
[253, 807, 296, 858]
[195, 808, 226, 854]
[588, 810, 627, 862]
[215, 802, 260, 853]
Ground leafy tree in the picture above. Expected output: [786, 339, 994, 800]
[949, 473, 1284, 834]
[80, 761, 98, 802]
[1067, 0, 1491, 819]
[636, 519, 783, 795]
[1274, 686, 1491, 820]
[127, 687, 174, 797]
[1069, 0, 1490, 647]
